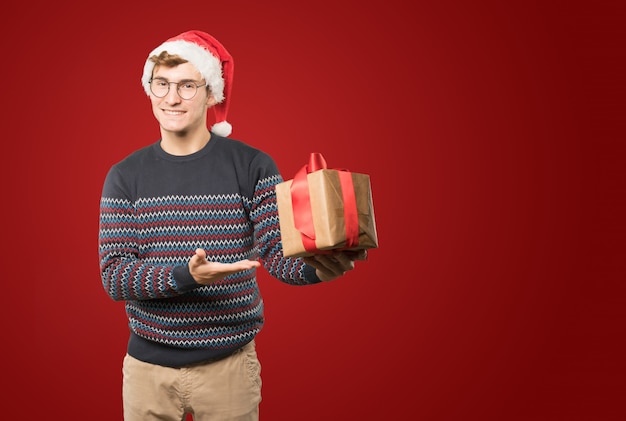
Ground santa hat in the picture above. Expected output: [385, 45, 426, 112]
[141, 30, 234, 137]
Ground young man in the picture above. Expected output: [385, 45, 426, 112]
[98, 30, 366, 421]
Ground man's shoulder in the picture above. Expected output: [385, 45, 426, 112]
[213, 134, 261, 154]
[212, 134, 275, 165]
[112, 142, 156, 169]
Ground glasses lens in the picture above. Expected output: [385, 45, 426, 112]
[150, 79, 169, 97]
[178, 82, 198, 100]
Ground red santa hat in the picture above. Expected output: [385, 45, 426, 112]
[141, 30, 234, 137]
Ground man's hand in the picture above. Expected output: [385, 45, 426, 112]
[189, 248, 261, 285]
[302, 249, 368, 282]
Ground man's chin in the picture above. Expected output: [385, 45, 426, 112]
[161, 124, 188, 136]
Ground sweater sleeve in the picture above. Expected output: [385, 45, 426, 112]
[246, 153, 322, 286]
[98, 166, 199, 301]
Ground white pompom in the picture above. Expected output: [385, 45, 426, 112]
[211, 121, 232, 137]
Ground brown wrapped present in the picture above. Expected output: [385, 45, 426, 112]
[276, 153, 378, 258]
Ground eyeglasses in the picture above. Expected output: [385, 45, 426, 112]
[149, 78, 207, 100]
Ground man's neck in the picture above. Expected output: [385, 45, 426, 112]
[160, 128, 212, 156]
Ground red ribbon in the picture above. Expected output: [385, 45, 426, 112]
[289, 153, 360, 254]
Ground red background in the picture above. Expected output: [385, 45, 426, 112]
[1, 1, 624, 420]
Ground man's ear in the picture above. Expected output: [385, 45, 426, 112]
[207, 95, 218, 107]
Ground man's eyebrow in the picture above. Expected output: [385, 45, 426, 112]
[153, 77, 198, 83]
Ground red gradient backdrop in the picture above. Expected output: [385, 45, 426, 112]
[1, 1, 624, 420]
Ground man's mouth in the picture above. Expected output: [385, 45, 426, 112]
[163, 109, 185, 116]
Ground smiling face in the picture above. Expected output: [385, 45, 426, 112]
[149, 62, 217, 138]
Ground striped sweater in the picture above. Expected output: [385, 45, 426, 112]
[99, 134, 319, 367]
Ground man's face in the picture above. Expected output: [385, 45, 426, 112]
[149, 62, 216, 136]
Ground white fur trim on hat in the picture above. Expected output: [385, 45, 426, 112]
[141, 39, 225, 103]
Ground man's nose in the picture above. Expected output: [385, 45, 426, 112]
[165, 83, 182, 103]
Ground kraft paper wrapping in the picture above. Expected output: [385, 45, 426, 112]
[276, 169, 378, 258]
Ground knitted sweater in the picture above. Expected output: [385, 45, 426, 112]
[99, 134, 320, 367]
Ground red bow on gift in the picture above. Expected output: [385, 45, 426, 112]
[289, 152, 360, 254]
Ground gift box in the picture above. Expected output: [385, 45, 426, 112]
[276, 152, 378, 258]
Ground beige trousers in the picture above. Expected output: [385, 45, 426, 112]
[122, 341, 262, 421]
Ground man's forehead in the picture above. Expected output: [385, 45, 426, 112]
[153, 62, 202, 80]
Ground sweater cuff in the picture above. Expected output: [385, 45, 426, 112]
[173, 265, 201, 292]
[303, 263, 323, 284]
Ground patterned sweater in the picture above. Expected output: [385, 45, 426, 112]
[99, 134, 320, 367]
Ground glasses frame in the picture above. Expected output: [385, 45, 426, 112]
[149, 78, 208, 100]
